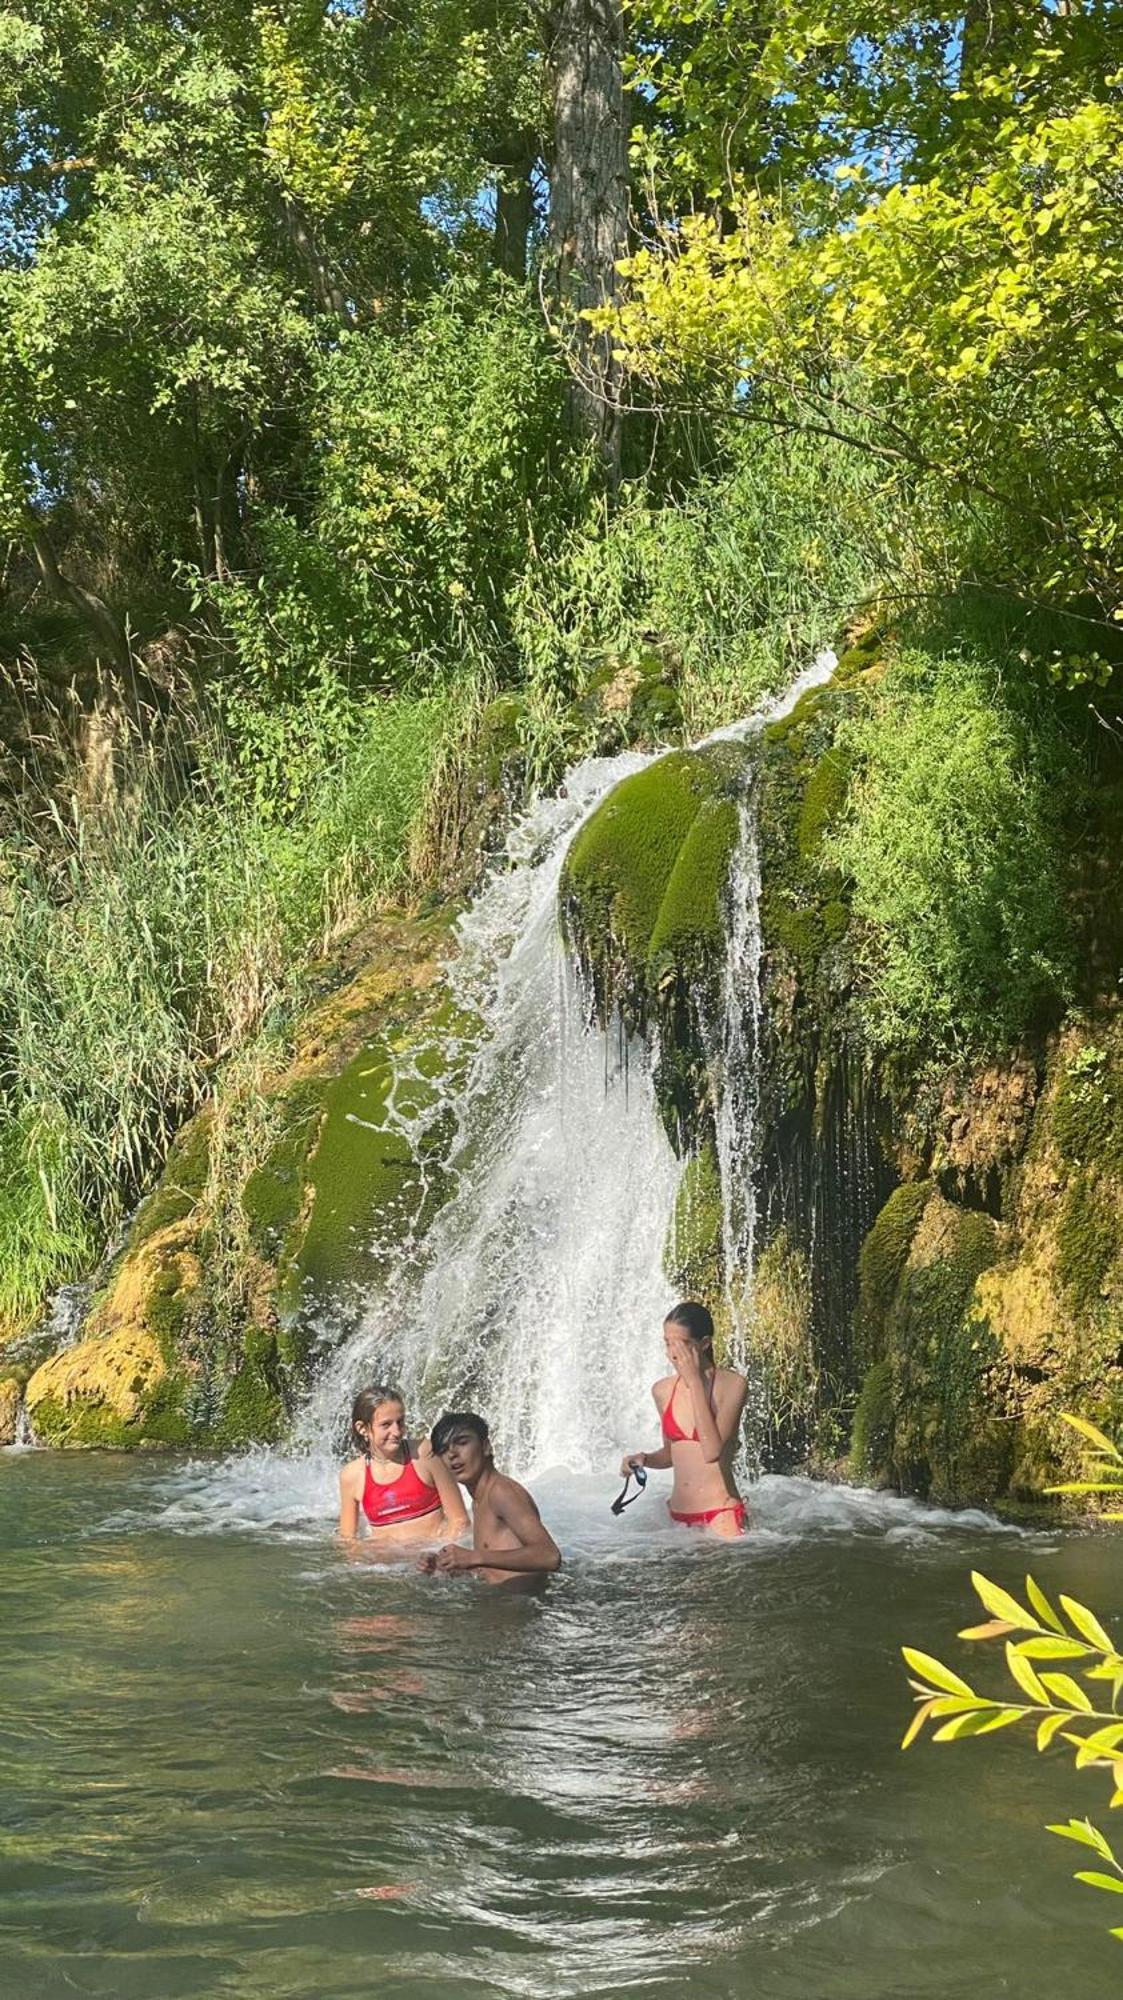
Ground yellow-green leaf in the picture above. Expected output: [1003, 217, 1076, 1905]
[958, 1619, 1017, 1641]
[1026, 1576, 1065, 1635]
[1038, 1711, 1069, 1750]
[1005, 1641, 1050, 1704]
[971, 1573, 1031, 1628]
[1060, 1596, 1116, 1653]
[901, 1699, 937, 1749]
[901, 1648, 975, 1697]
[1060, 1413, 1119, 1458]
[1040, 1672, 1094, 1711]
[1074, 1872, 1123, 1894]
[1047, 1819, 1114, 1859]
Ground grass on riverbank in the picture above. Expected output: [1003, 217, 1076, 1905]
[0, 687, 459, 1337]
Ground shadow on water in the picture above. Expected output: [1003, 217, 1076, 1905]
[1, 1451, 1118, 2000]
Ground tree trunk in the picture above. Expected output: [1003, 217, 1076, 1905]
[493, 151, 535, 281]
[24, 511, 131, 673]
[547, 0, 628, 481]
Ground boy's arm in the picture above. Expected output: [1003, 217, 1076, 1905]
[435, 1480, 561, 1573]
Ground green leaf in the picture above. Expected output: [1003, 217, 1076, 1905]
[901, 1648, 975, 1697]
[971, 1573, 1031, 1629]
[1073, 1872, 1123, 1894]
[1039, 1672, 1094, 1712]
[1075, 1725, 1123, 1767]
[1038, 1712, 1069, 1750]
[1025, 1577, 1065, 1635]
[1060, 1414, 1119, 1458]
[1060, 1596, 1116, 1653]
[1015, 1637, 1092, 1660]
[1048, 1819, 1114, 1859]
[932, 1707, 1022, 1742]
[1006, 1642, 1050, 1705]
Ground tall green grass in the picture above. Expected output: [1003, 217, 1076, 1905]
[0, 688, 454, 1334]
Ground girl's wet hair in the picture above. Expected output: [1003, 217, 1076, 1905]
[665, 1301, 715, 1348]
[430, 1410, 490, 1457]
[350, 1384, 404, 1454]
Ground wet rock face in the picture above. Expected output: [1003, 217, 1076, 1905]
[0, 1376, 20, 1445]
[23, 908, 464, 1450]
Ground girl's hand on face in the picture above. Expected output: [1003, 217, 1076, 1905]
[668, 1334, 701, 1379]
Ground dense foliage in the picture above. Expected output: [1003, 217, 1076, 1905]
[1, 0, 1121, 1324]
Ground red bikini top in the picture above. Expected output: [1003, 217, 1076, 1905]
[660, 1380, 716, 1444]
[361, 1452, 441, 1527]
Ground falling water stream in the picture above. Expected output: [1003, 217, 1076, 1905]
[3, 660, 1119, 1998]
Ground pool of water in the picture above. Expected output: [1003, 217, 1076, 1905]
[1, 1451, 1117, 1999]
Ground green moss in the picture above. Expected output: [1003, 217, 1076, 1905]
[797, 749, 851, 863]
[884, 1202, 1002, 1502]
[854, 1181, 934, 1366]
[665, 1142, 724, 1299]
[822, 899, 850, 945]
[144, 1263, 197, 1365]
[1056, 1174, 1117, 1314]
[851, 1359, 894, 1482]
[564, 752, 721, 976]
[30, 1372, 191, 1450]
[242, 1079, 327, 1255]
[647, 796, 740, 981]
[214, 1343, 285, 1449]
[130, 1113, 213, 1249]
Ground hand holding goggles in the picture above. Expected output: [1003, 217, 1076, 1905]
[610, 1462, 648, 1516]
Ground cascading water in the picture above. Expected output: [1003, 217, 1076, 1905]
[299, 750, 683, 1477]
[299, 652, 839, 1478]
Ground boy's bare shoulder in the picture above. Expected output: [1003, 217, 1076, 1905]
[490, 1471, 540, 1512]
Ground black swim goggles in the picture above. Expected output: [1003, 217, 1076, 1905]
[610, 1463, 648, 1516]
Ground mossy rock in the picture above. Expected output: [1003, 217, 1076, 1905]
[0, 1375, 21, 1445]
[26, 1324, 187, 1449]
[853, 1181, 934, 1368]
[560, 740, 749, 1032]
[874, 1191, 1006, 1503]
[665, 1142, 725, 1306]
[129, 1114, 213, 1252]
[749, 1225, 815, 1463]
[850, 1358, 894, 1484]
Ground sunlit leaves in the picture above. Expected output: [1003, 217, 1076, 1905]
[903, 1564, 1123, 1937]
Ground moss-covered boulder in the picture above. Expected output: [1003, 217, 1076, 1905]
[27, 1326, 171, 1448]
[561, 741, 749, 1027]
[851, 1188, 1006, 1504]
[0, 1375, 20, 1445]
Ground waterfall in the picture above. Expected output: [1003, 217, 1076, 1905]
[299, 750, 682, 1476]
[296, 655, 839, 1479]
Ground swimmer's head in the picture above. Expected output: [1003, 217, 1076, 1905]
[664, 1300, 715, 1364]
[351, 1384, 405, 1458]
[430, 1410, 491, 1482]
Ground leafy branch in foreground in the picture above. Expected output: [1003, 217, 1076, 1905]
[1046, 1416, 1123, 1519]
[902, 1570, 1123, 1939]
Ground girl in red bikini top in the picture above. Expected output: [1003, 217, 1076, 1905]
[338, 1384, 469, 1546]
[619, 1301, 749, 1538]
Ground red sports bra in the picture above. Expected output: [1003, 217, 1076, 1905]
[361, 1453, 442, 1528]
[660, 1381, 716, 1444]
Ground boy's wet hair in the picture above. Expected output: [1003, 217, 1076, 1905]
[430, 1410, 490, 1456]
[666, 1300, 715, 1347]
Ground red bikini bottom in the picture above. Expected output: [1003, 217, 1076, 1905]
[669, 1500, 747, 1533]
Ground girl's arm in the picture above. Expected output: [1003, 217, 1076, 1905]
[338, 1462, 362, 1538]
[672, 1343, 746, 1464]
[619, 1384, 674, 1475]
[427, 1450, 470, 1537]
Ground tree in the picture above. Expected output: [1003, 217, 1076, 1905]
[547, 0, 630, 474]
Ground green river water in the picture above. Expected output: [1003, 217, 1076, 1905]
[1, 1451, 1118, 1999]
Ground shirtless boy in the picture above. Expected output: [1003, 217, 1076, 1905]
[419, 1412, 561, 1590]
